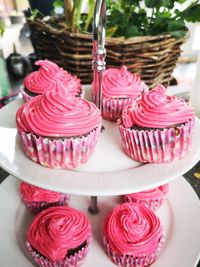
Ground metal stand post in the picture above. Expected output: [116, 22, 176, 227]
[88, 196, 100, 215]
[92, 0, 106, 111]
[88, 0, 107, 215]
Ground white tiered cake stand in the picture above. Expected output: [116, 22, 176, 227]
[1, 0, 200, 265]
[0, 95, 200, 267]
[1, 98, 200, 196]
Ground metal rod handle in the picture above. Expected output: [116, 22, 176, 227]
[92, 0, 106, 110]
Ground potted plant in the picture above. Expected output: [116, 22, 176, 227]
[25, 0, 200, 87]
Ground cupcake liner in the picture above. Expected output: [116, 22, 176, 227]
[20, 193, 70, 214]
[20, 87, 32, 102]
[17, 124, 101, 169]
[102, 234, 165, 267]
[26, 234, 92, 267]
[124, 184, 169, 211]
[102, 97, 136, 122]
[118, 119, 194, 163]
[124, 195, 166, 212]
[160, 183, 169, 195]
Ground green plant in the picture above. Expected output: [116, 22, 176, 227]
[44, 0, 200, 38]
[56, 0, 94, 32]
[0, 22, 4, 36]
[106, 0, 200, 38]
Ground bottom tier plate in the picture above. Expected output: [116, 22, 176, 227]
[0, 176, 200, 267]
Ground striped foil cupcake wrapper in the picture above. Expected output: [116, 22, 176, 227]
[20, 193, 70, 214]
[102, 234, 165, 267]
[124, 195, 166, 212]
[118, 119, 194, 163]
[101, 97, 136, 122]
[26, 234, 92, 267]
[20, 87, 32, 102]
[18, 124, 101, 169]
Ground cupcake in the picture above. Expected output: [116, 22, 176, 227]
[92, 65, 147, 121]
[21, 59, 82, 101]
[118, 84, 195, 163]
[16, 81, 102, 169]
[19, 181, 70, 214]
[26, 206, 92, 267]
[124, 183, 169, 211]
[102, 202, 164, 267]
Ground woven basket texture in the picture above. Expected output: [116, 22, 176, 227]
[28, 18, 188, 87]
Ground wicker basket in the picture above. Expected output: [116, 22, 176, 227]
[27, 18, 188, 87]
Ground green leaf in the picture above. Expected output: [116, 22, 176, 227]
[29, 9, 40, 21]
[158, 11, 171, 18]
[106, 26, 118, 37]
[144, 0, 158, 8]
[72, 0, 83, 30]
[161, 0, 174, 8]
[0, 22, 4, 36]
[174, 8, 181, 18]
[53, 0, 64, 8]
[167, 20, 185, 31]
[183, 4, 200, 23]
[149, 17, 169, 35]
[121, 0, 137, 5]
[107, 9, 124, 27]
[176, 0, 187, 3]
[124, 25, 140, 38]
[169, 30, 187, 39]
[84, 0, 94, 32]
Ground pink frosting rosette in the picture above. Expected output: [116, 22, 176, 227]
[22, 60, 81, 101]
[119, 84, 195, 162]
[124, 184, 169, 211]
[102, 66, 146, 99]
[20, 182, 63, 202]
[121, 84, 194, 129]
[102, 203, 164, 267]
[16, 81, 102, 169]
[26, 206, 92, 266]
[93, 65, 147, 121]
[19, 182, 70, 214]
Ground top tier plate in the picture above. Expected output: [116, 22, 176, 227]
[0, 98, 200, 196]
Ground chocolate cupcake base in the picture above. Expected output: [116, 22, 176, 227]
[26, 234, 92, 267]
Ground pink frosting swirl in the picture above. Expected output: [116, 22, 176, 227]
[103, 203, 162, 255]
[16, 81, 101, 137]
[27, 206, 91, 261]
[102, 66, 147, 98]
[19, 182, 62, 202]
[23, 60, 81, 96]
[121, 84, 195, 128]
[127, 184, 169, 201]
